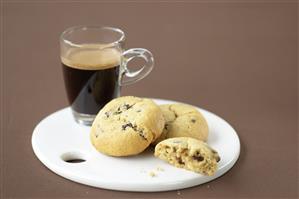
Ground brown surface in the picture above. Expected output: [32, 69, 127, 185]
[1, 1, 298, 198]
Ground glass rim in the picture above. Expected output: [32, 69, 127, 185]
[60, 25, 125, 48]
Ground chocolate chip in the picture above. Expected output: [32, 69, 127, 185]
[138, 130, 147, 141]
[216, 156, 221, 162]
[121, 123, 147, 141]
[112, 107, 122, 114]
[211, 149, 217, 154]
[124, 104, 134, 110]
[114, 110, 122, 115]
[114, 104, 134, 115]
[164, 124, 169, 130]
[177, 157, 184, 165]
[136, 109, 141, 113]
[181, 148, 188, 154]
[104, 112, 110, 118]
[193, 155, 204, 161]
[191, 119, 196, 123]
[122, 123, 134, 130]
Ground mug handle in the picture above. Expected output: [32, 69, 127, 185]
[119, 48, 154, 86]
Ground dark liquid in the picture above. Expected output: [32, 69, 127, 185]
[62, 64, 120, 115]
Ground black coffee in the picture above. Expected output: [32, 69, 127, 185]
[62, 48, 121, 115]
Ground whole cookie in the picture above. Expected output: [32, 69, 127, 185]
[153, 103, 209, 145]
[154, 137, 220, 176]
[90, 96, 165, 156]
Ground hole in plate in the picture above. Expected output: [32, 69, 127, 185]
[61, 151, 87, 164]
[65, 159, 85, 163]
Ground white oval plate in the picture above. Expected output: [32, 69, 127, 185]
[32, 99, 240, 192]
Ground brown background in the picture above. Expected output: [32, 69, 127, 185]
[1, 1, 298, 198]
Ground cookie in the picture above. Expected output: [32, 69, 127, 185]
[153, 103, 209, 145]
[154, 137, 220, 176]
[90, 96, 165, 156]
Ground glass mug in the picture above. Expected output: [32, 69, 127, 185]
[60, 26, 154, 125]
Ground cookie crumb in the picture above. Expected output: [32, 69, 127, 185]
[177, 190, 181, 195]
[156, 166, 164, 172]
[149, 171, 156, 177]
[207, 185, 210, 188]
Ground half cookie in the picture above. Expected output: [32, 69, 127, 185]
[154, 137, 220, 176]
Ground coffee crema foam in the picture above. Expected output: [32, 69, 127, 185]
[61, 46, 121, 70]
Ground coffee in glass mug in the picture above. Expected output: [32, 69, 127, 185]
[60, 26, 154, 125]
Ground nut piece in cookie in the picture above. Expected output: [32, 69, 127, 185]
[154, 137, 220, 176]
